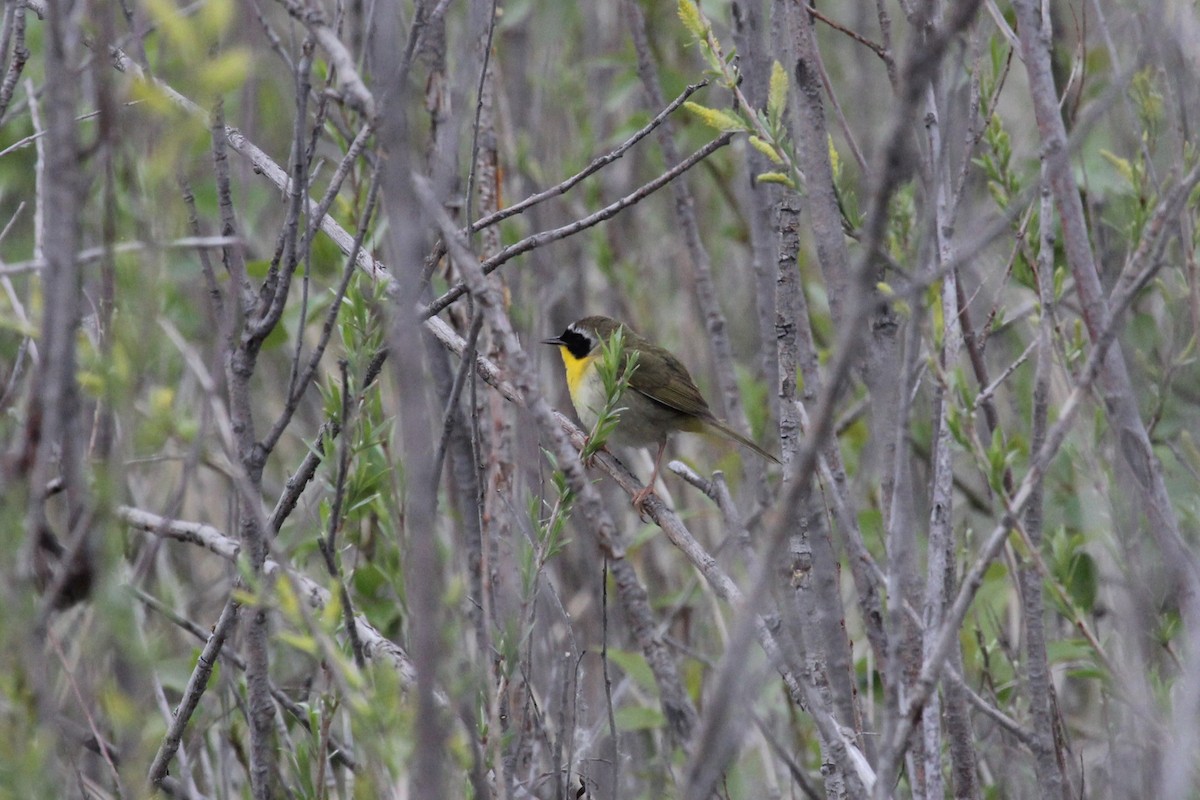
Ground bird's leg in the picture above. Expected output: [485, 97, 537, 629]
[631, 440, 667, 515]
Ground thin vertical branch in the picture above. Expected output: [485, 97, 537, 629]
[371, 6, 448, 797]
[318, 360, 366, 668]
[600, 560, 619, 796]
[0, 0, 28, 124]
[250, 37, 314, 345]
[1020, 166, 1071, 800]
[465, 1, 520, 790]
[731, 2, 781, 437]
[920, 74, 978, 799]
[775, 193, 805, 472]
[770, 1, 871, 767]
[212, 88, 276, 798]
[679, 186, 855, 798]
[776, 0, 853, 327]
[879, 304, 924, 800]
[779, 185, 873, 788]
[22, 0, 92, 634]
[283, 39, 316, 409]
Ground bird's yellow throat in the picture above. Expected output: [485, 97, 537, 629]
[558, 346, 597, 406]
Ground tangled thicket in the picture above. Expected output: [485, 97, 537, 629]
[3, 0, 1200, 798]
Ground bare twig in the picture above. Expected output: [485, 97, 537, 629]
[805, 2, 892, 66]
[118, 505, 422, 685]
[0, 0, 28, 124]
[431, 310, 483, 490]
[462, 80, 708, 236]
[48, 631, 123, 791]
[302, 122, 374, 249]
[147, 598, 240, 788]
[275, 0, 377, 118]
[209, 92, 276, 799]
[600, 560, 619, 794]
[1020, 166, 1071, 800]
[132, 586, 359, 771]
[319, 360, 367, 668]
[421, 132, 736, 320]
[0, 236, 244, 275]
[920, 73, 978, 800]
[0, 104, 113, 159]
[252, 38, 314, 348]
[260, 160, 382, 455]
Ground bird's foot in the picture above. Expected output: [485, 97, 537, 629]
[631, 484, 655, 520]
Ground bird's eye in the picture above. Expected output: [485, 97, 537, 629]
[561, 327, 594, 359]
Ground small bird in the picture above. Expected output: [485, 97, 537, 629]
[543, 315, 778, 510]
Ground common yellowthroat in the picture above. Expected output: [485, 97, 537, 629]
[543, 315, 778, 508]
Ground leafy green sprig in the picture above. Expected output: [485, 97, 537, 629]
[581, 326, 640, 462]
[677, 0, 805, 191]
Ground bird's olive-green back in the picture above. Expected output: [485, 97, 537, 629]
[576, 317, 717, 423]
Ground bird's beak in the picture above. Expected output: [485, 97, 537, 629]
[541, 336, 566, 346]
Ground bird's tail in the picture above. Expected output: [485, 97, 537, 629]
[707, 418, 781, 464]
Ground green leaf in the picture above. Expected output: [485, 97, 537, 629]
[352, 563, 388, 599]
[606, 649, 657, 692]
[748, 135, 782, 164]
[1099, 149, 1135, 186]
[677, 0, 707, 40]
[277, 631, 319, 656]
[0, 313, 36, 338]
[828, 134, 841, 179]
[144, 0, 199, 59]
[755, 171, 796, 188]
[1046, 637, 1098, 667]
[683, 101, 747, 132]
[201, 49, 253, 94]
[245, 258, 271, 280]
[768, 60, 789, 122]
[986, 427, 1007, 492]
[615, 705, 667, 732]
[1064, 552, 1098, 612]
[946, 404, 965, 448]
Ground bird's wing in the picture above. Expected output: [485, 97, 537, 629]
[627, 346, 714, 418]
